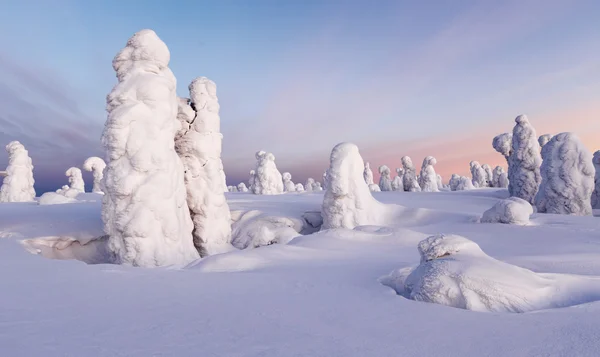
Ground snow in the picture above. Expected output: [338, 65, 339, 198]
[175, 77, 232, 256]
[305, 177, 315, 192]
[481, 197, 533, 225]
[4, 184, 600, 355]
[492, 165, 505, 188]
[492, 132, 512, 162]
[535, 132, 594, 216]
[253, 152, 284, 195]
[538, 134, 552, 148]
[508, 115, 542, 204]
[401, 156, 421, 192]
[482, 164, 493, 187]
[363, 162, 374, 185]
[248, 169, 256, 191]
[457, 176, 475, 191]
[470, 161, 486, 188]
[378, 165, 392, 191]
[282, 172, 295, 192]
[83, 157, 106, 194]
[38, 192, 79, 205]
[295, 183, 305, 192]
[592, 151, 600, 209]
[237, 182, 249, 192]
[0, 141, 35, 202]
[391, 168, 404, 191]
[418, 156, 439, 192]
[102, 29, 197, 267]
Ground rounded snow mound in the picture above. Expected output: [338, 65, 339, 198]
[380, 234, 600, 313]
[481, 197, 532, 225]
[38, 192, 78, 205]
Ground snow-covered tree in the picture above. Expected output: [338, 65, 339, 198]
[456, 176, 475, 191]
[492, 166, 505, 188]
[102, 29, 197, 267]
[534, 133, 594, 215]
[322, 143, 390, 229]
[253, 151, 284, 195]
[305, 178, 315, 192]
[418, 156, 439, 192]
[470, 161, 486, 188]
[436, 174, 444, 190]
[508, 115, 542, 204]
[482, 164, 493, 187]
[248, 170, 256, 191]
[174, 77, 233, 256]
[391, 168, 404, 191]
[65, 167, 85, 196]
[378, 165, 392, 191]
[481, 197, 532, 225]
[314, 182, 323, 191]
[369, 184, 381, 192]
[323, 171, 329, 190]
[492, 132, 512, 163]
[449, 174, 460, 191]
[282, 172, 296, 192]
[295, 183, 305, 192]
[498, 172, 509, 188]
[0, 141, 35, 202]
[363, 162, 374, 185]
[592, 151, 600, 209]
[83, 157, 106, 194]
[401, 156, 421, 192]
[538, 134, 552, 149]
[237, 182, 249, 192]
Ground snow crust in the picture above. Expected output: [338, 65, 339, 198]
[481, 197, 532, 225]
[508, 115, 542, 204]
[83, 157, 106, 194]
[0, 141, 35, 202]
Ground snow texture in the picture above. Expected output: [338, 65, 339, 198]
[378, 165, 392, 191]
[323, 171, 329, 190]
[231, 210, 302, 249]
[592, 151, 600, 209]
[535, 132, 594, 216]
[83, 157, 106, 194]
[237, 182, 249, 193]
[369, 184, 381, 192]
[61, 167, 85, 198]
[418, 156, 439, 192]
[102, 29, 197, 267]
[508, 115, 542, 204]
[436, 174, 444, 190]
[252, 151, 284, 195]
[492, 132, 512, 162]
[538, 134, 552, 148]
[391, 168, 404, 191]
[363, 162, 374, 185]
[498, 172, 509, 189]
[0, 141, 35, 202]
[482, 164, 493, 187]
[481, 197, 532, 225]
[322, 143, 393, 229]
[282, 172, 296, 192]
[470, 161, 487, 188]
[401, 156, 421, 192]
[174, 77, 232, 256]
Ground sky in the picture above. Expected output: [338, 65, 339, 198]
[0, 0, 599, 193]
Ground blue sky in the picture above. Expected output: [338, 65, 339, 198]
[0, 0, 599, 193]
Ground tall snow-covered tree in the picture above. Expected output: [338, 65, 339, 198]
[174, 77, 233, 256]
[391, 168, 404, 191]
[83, 157, 106, 194]
[449, 174, 461, 191]
[592, 151, 600, 209]
[538, 134, 552, 149]
[401, 156, 421, 192]
[363, 162, 374, 185]
[419, 156, 439, 192]
[470, 161, 486, 188]
[253, 151, 284, 195]
[534, 133, 593, 215]
[305, 178, 315, 192]
[282, 172, 296, 192]
[378, 165, 392, 191]
[62, 167, 85, 198]
[102, 29, 197, 267]
[237, 182, 249, 192]
[482, 164, 493, 187]
[493, 133, 512, 163]
[0, 141, 35, 202]
[508, 115, 542, 204]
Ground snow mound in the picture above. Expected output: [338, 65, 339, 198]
[230, 210, 302, 249]
[38, 192, 79, 205]
[481, 197, 532, 225]
[21, 235, 110, 264]
[380, 234, 600, 313]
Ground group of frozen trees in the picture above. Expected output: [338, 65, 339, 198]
[360, 155, 444, 193]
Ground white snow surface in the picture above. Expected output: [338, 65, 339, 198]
[508, 115, 542, 204]
[83, 157, 106, 194]
[0, 141, 35, 202]
[3, 186, 600, 355]
[534, 132, 594, 216]
[102, 29, 197, 267]
[418, 156, 439, 192]
[481, 197, 533, 225]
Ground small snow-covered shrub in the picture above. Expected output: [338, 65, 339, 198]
[83, 157, 106, 194]
[456, 176, 475, 191]
[228, 186, 238, 192]
[237, 182, 249, 192]
[0, 141, 35, 202]
[492, 166, 505, 188]
[534, 133, 594, 216]
[253, 151, 284, 195]
[248, 170, 256, 191]
[363, 162, 374, 185]
[538, 134, 552, 148]
[305, 178, 315, 192]
[401, 156, 421, 192]
[282, 172, 296, 192]
[436, 174, 444, 190]
[314, 182, 323, 191]
[295, 183, 305, 192]
[482, 164, 493, 187]
[380, 234, 555, 313]
[592, 151, 600, 209]
[391, 168, 404, 191]
[60, 167, 85, 198]
[470, 161, 486, 188]
[492, 132, 512, 162]
[418, 156, 439, 192]
[481, 197, 532, 225]
[508, 115, 542, 204]
[378, 165, 392, 191]
[449, 174, 461, 191]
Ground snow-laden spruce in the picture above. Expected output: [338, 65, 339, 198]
[314, 182, 323, 191]
[534, 133, 594, 216]
[449, 174, 460, 191]
[378, 165, 392, 191]
[0, 141, 35, 202]
[456, 176, 475, 191]
[305, 178, 315, 192]
[481, 197, 532, 225]
[401, 156, 421, 192]
[391, 168, 404, 191]
[102, 29, 197, 267]
[508, 115, 542, 204]
[482, 164, 493, 188]
[592, 151, 600, 209]
[295, 183, 305, 192]
[380, 234, 560, 313]
[252, 151, 284, 195]
[491, 166, 504, 188]
[538, 134, 552, 149]
[60, 167, 85, 198]
[248, 170, 256, 191]
[469, 161, 486, 188]
[237, 182, 249, 193]
[418, 156, 439, 192]
[363, 162, 374, 185]
[83, 157, 106, 194]
[492, 132, 512, 162]
[321, 143, 395, 229]
[282, 172, 296, 192]
[436, 174, 445, 190]
[174, 77, 232, 256]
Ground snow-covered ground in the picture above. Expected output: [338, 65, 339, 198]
[2, 190, 600, 356]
